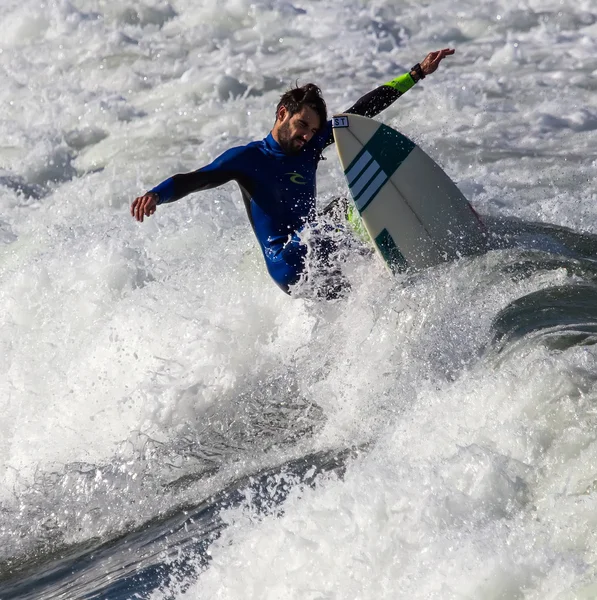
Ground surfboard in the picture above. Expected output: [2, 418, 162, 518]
[332, 113, 487, 273]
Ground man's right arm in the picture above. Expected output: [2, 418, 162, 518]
[131, 146, 248, 222]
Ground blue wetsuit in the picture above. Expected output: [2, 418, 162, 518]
[149, 80, 415, 294]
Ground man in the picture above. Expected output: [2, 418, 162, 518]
[131, 48, 455, 297]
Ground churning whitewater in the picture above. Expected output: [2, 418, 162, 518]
[2, 0, 597, 598]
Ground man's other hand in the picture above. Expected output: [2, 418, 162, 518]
[131, 192, 158, 222]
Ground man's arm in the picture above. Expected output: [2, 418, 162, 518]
[131, 146, 249, 222]
[321, 48, 455, 148]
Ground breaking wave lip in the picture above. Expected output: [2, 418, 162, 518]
[489, 283, 597, 355]
[480, 216, 597, 354]
[0, 445, 362, 600]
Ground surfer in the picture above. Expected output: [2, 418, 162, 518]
[131, 48, 455, 298]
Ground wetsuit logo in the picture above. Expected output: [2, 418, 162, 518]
[286, 172, 307, 185]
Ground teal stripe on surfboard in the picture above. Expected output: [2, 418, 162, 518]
[344, 125, 416, 213]
[375, 228, 408, 274]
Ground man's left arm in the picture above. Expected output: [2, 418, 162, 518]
[322, 48, 455, 147]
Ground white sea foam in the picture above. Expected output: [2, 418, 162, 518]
[2, 0, 597, 596]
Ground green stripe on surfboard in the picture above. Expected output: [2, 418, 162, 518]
[375, 228, 408, 274]
[344, 123, 416, 215]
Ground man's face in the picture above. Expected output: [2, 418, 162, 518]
[276, 105, 321, 155]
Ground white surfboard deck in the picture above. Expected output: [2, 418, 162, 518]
[332, 113, 487, 272]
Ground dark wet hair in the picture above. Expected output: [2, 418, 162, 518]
[276, 83, 327, 130]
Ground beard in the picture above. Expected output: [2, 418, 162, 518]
[277, 121, 305, 155]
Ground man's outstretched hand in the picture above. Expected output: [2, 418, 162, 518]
[420, 48, 455, 76]
[131, 192, 158, 222]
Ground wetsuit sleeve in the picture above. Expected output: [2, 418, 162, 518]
[149, 146, 250, 205]
[320, 72, 417, 148]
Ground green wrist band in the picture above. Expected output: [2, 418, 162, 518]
[384, 72, 416, 94]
